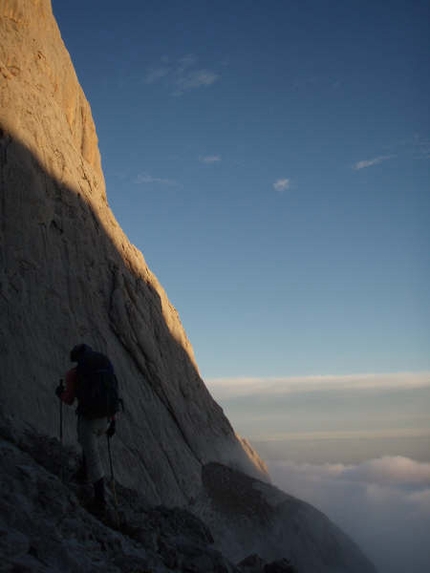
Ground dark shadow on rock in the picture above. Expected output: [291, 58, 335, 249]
[0, 127, 376, 573]
[0, 418, 243, 572]
[0, 126, 246, 506]
[203, 462, 273, 525]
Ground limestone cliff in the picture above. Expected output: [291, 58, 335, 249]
[0, 0, 267, 505]
[0, 2, 377, 572]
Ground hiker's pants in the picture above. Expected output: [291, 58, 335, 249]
[77, 415, 107, 483]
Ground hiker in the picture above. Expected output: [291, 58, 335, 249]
[56, 344, 119, 514]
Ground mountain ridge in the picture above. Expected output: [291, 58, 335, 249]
[0, 0, 268, 506]
[0, 1, 377, 571]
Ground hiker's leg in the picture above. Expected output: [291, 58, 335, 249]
[77, 416, 107, 484]
[93, 477, 105, 505]
[73, 453, 88, 483]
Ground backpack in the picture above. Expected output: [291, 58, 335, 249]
[75, 351, 120, 420]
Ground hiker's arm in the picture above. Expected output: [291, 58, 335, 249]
[60, 368, 77, 405]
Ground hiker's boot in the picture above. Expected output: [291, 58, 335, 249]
[91, 477, 106, 517]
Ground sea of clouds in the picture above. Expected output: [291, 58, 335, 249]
[268, 456, 430, 573]
[207, 372, 430, 572]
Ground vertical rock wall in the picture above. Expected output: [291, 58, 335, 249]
[0, 5, 380, 572]
[0, 0, 268, 505]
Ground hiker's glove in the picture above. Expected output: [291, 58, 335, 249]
[106, 420, 116, 438]
[55, 384, 64, 398]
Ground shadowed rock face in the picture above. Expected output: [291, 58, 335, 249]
[0, 2, 377, 571]
[0, 0, 268, 507]
[198, 463, 377, 573]
[0, 420, 374, 573]
[0, 420, 241, 573]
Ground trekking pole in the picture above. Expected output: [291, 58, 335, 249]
[58, 378, 65, 483]
[107, 434, 120, 527]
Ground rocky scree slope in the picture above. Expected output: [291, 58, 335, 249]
[0, 417, 376, 573]
[0, 417, 299, 573]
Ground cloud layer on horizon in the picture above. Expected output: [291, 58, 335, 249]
[207, 372, 430, 464]
[207, 371, 430, 400]
[268, 456, 430, 573]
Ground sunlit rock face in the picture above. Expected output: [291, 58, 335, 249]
[0, 2, 377, 571]
[0, 0, 267, 505]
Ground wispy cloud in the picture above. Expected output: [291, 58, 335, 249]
[174, 70, 219, 95]
[199, 155, 221, 164]
[144, 55, 220, 96]
[352, 155, 396, 170]
[144, 67, 170, 84]
[412, 134, 430, 159]
[135, 172, 180, 187]
[381, 134, 430, 160]
[273, 178, 291, 192]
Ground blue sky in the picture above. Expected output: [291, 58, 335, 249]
[53, 0, 429, 380]
[52, 4, 429, 568]
[53, 0, 429, 457]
